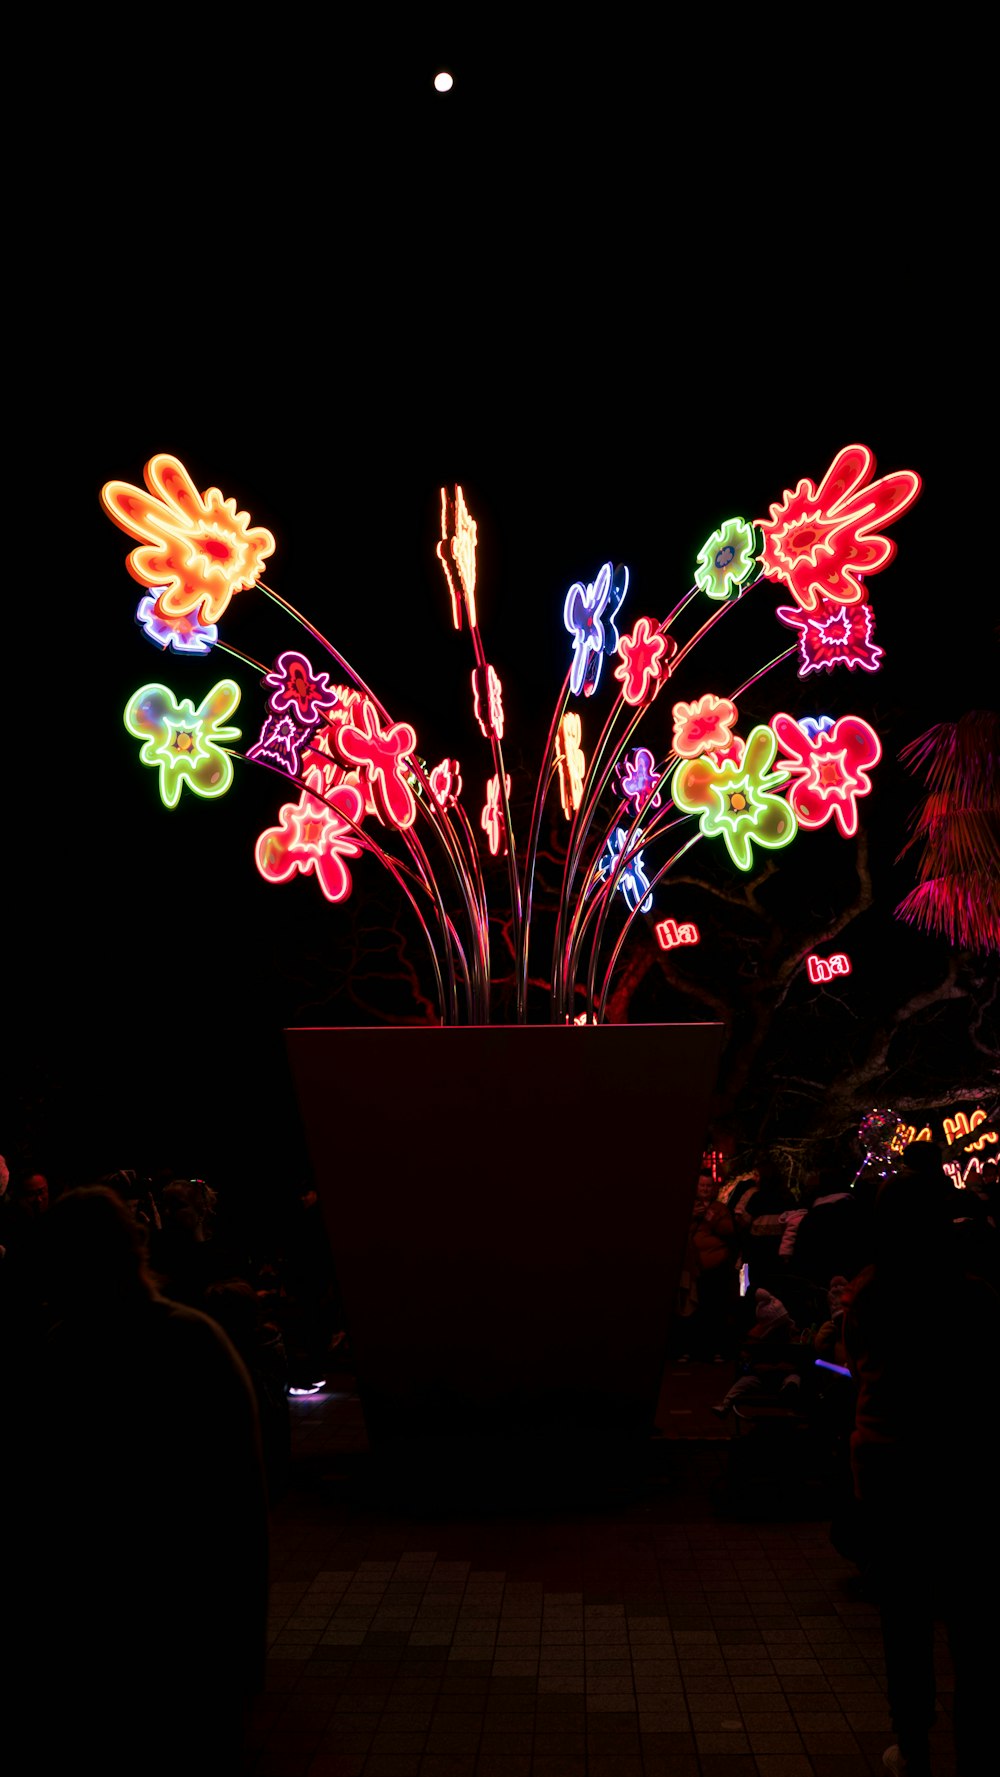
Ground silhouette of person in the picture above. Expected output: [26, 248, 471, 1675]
[844, 1170, 999, 1775]
[4, 1186, 269, 1775]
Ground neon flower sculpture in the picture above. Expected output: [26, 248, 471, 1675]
[123, 680, 241, 808]
[777, 595, 884, 678]
[671, 724, 797, 871]
[695, 519, 756, 601]
[136, 593, 219, 655]
[771, 712, 882, 838]
[106, 447, 918, 1024]
[101, 453, 275, 625]
[757, 443, 921, 612]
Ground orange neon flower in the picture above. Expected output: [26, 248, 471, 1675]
[101, 454, 276, 626]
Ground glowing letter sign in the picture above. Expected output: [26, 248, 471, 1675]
[806, 953, 852, 983]
[655, 918, 700, 951]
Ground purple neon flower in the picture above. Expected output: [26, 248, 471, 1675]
[135, 592, 218, 655]
[247, 710, 316, 777]
[564, 562, 624, 697]
[616, 746, 663, 814]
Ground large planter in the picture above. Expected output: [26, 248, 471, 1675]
[286, 1022, 723, 1483]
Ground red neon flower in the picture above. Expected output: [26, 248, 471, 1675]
[777, 594, 884, 678]
[614, 618, 676, 706]
[472, 664, 505, 739]
[481, 773, 511, 857]
[255, 782, 365, 903]
[771, 711, 882, 838]
[333, 696, 418, 829]
[757, 443, 921, 613]
[429, 758, 463, 809]
[101, 453, 276, 625]
[672, 694, 739, 760]
[263, 651, 340, 726]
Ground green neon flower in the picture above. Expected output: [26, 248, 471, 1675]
[124, 679, 242, 808]
[694, 517, 757, 601]
[671, 723, 797, 870]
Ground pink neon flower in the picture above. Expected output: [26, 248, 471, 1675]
[776, 595, 884, 678]
[101, 453, 276, 625]
[481, 773, 511, 857]
[614, 618, 676, 706]
[430, 758, 463, 808]
[757, 443, 921, 613]
[771, 711, 882, 838]
[472, 664, 505, 739]
[263, 651, 340, 726]
[255, 782, 365, 903]
[672, 694, 739, 760]
[333, 696, 418, 829]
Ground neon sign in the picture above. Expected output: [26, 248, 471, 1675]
[597, 829, 653, 913]
[777, 595, 884, 678]
[564, 562, 628, 698]
[135, 592, 218, 655]
[944, 1108, 997, 1150]
[437, 484, 478, 630]
[771, 712, 882, 839]
[556, 714, 586, 819]
[247, 710, 316, 778]
[694, 517, 756, 601]
[671, 694, 739, 760]
[429, 758, 462, 809]
[614, 617, 674, 706]
[655, 918, 700, 951]
[617, 747, 662, 815]
[481, 773, 511, 856]
[472, 664, 505, 739]
[123, 679, 241, 808]
[806, 952, 851, 983]
[756, 442, 921, 613]
[263, 652, 339, 728]
[101, 453, 275, 625]
[256, 781, 365, 903]
[332, 697, 418, 830]
[671, 725, 796, 872]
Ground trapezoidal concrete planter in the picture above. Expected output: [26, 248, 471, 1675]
[286, 1021, 723, 1487]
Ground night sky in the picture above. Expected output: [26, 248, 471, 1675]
[8, 30, 989, 1211]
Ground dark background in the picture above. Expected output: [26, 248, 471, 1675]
[6, 26, 988, 1217]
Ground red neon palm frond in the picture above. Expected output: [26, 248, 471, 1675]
[895, 711, 1000, 954]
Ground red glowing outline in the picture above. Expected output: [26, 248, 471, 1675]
[614, 617, 674, 706]
[332, 696, 418, 830]
[255, 782, 365, 904]
[482, 773, 511, 857]
[655, 918, 700, 951]
[771, 712, 882, 839]
[757, 444, 921, 613]
[437, 485, 478, 630]
[806, 952, 852, 984]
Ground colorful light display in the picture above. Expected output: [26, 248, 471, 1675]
[564, 562, 629, 698]
[123, 680, 241, 808]
[771, 712, 882, 839]
[106, 442, 918, 1025]
[614, 617, 675, 706]
[806, 952, 852, 983]
[694, 518, 756, 601]
[655, 918, 700, 951]
[757, 443, 921, 612]
[472, 664, 505, 739]
[332, 697, 418, 830]
[556, 714, 586, 820]
[102, 454, 275, 625]
[777, 595, 884, 678]
[617, 747, 662, 815]
[671, 725, 797, 872]
[256, 782, 365, 904]
[482, 773, 511, 856]
[135, 593, 218, 655]
[437, 485, 478, 630]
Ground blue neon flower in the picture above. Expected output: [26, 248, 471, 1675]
[597, 826, 653, 913]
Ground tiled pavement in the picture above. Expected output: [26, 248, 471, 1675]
[245, 1366, 958, 1777]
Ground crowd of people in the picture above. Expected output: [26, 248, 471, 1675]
[0, 1151, 348, 1773]
[676, 1138, 999, 1775]
[2, 1133, 996, 1774]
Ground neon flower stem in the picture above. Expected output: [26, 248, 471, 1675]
[229, 748, 450, 1024]
[595, 832, 703, 1024]
[518, 670, 572, 1022]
